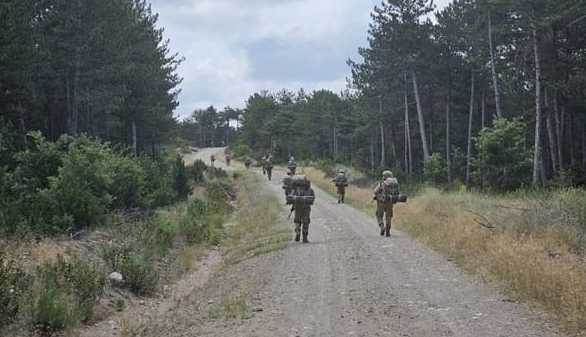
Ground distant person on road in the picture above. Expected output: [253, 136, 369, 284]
[261, 155, 267, 175]
[244, 158, 252, 169]
[287, 175, 315, 243]
[210, 154, 216, 167]
[225, 153, 232, 166]
[264, 155, 273, 181]
[287, 156, 297, 175]
[373, 170, 400, 237]
[282, 168, 295, 202]
[332, 169, 348, 204]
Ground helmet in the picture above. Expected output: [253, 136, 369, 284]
[338, 169, 345, 174]
[382, 170, 393, 179]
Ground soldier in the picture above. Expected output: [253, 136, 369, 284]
[287, 156, 298, 175]
[282, 169, 294, 202]
[373, 170, 400, 237]
[332, 169, 348, 204]
[225, 153, 232, 166]
[264, 155, 273, 181]
[287, 175, 315, 243]
[261, 155, 267, 175]
[210, 154, 216, 167]
[244, 158, 252, 169]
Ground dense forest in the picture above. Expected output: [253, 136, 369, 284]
[217, 0, 586, 190]
[0, 0, 182, 163]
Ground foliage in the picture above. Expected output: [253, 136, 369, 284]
[230, 142, 253, 159]
[474, 118, 532, 190]
[0, 253, 30, 328]
[32, 256, 105, 332]
[102, 245, 159, 296]
[187, 159, 207, 184]
[424, 153, 446, 185]
[172, 155, 191, 200]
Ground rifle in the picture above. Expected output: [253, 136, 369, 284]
[288, 205, 295, 220]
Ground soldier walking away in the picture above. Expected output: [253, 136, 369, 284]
[264, 155, 274, 181]
[210, 154, 216, 167]
[332, 169, 349, 204]
[225, 153, 232, 166]
[287, 156, 298, 175]
[373, 170, 400, 237]
[244, 158, 252, 169]
[261, 155, 267, 175]
[287, 175, 315, 243]
[282, 168, 295, 203]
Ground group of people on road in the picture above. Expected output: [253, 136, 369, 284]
[217, 150, 405, 243]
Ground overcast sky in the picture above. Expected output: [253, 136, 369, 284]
[149, 0, 453, 119]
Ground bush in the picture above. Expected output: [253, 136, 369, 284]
[32, 256, 105, 332]
[140, 155, 176, 208]
[173, 155, 191, 200]
[206, 180, 234, 213]
[474, 118, 532, 190]
[187, 159, 207, 184]
[0, 253, 30, 328]
[108, 156, 146, 209]
[102, 245, 159, 296]
[230, 142, 252, 158]
[424, 153, 446, 184]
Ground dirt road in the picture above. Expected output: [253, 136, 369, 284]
[145, 148, 564, 337]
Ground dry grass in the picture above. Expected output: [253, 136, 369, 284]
[223, 172, 290, 265]
[305, 166, 586, 335]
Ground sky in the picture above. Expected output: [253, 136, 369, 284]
[149, 0, 453, 119]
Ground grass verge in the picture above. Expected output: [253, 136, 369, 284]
[304, 166, 586, 336]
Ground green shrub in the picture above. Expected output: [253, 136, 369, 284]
[230, 142, 252, 158]
[32, 256, 105, 332]
[206, 166, 228, 180]
[474, 118, 532, 190]
[187, 159, 207, 184]
[0, 253, 30, 328]
[108, 156, 146, 209]
[102, 245, 159, 296]
[206, 180, 233, 213]
[140, 155, 176, 208]
[173, 155, 191, 200]
[180, 199, 215, 244]
[424, 153, 446, 184]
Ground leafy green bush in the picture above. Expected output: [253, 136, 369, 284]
[109, 156, 146, 209]
[102, 245, 159, 296]
[32, 256, 105, 332]
[173, 155, 191, 200]
[230, 142, 252, 158]
[187, 159, 207, 184]
[140, 155, 176, 208]
[180, 199, 215, 244]
[474, 118, 532, 191]
[424, 153, 446, 184]
[206, 180, 234, 213]
[206, 166, 228, 180]
[0, 253, 30, 328]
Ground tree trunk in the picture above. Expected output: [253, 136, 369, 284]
[370, 136, 375, 174]
[379, 97, 385, 168]
[488, 13, 503, 118]
[132, 120, 138, 156]
[380, 121, 385, 168]
[554, 95, 563, 171]
[481, 92, 486, 129]
[466, 72, 475, 186]
[411, 69, 430, 162]
[446, 94, 452, 184]
[545, 89, 558, 175]
[404, 72, 413, 174]
[532, 28, 544, 187]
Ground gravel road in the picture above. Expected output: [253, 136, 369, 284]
[144, 148, 565, 337]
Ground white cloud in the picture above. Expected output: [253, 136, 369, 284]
[150, 0, 453, 119]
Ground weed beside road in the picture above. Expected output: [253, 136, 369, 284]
[305, 166, 586, 335]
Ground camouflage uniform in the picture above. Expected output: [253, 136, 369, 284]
[264, 156, 273, 180]
[332, 170, 348, 204]
[282, 169, 294, 202]
[373, 171, 399, 237]
[210, 155, 216, 167]
[287, 156, 297, 175]
[287, 176, 315, 243]
[225, 154, 231, 166]
[244, 158, 252, 169]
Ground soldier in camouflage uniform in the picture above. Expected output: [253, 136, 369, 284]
[287, 156, 298, 175]
[373, 170, 400, 237]
[282, 168, 294, 203]
[287, 176, 315, 243]
[225, 153, 232, 166]
[264, 155, 273, 181]
[332, 169, 348, 204]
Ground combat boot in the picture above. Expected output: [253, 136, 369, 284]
[385, 223, 391, 237]
[302, 231, 309, 243]
[379, 223, 385, 236]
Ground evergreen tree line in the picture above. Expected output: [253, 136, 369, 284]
[178, 106, 241, 148]
[236, 0, 586, 189]
[0, 0, 182, 165]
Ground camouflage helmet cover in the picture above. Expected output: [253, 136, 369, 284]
[382, 170, 393, 179]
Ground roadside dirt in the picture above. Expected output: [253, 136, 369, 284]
[92, 148, 567, 337]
